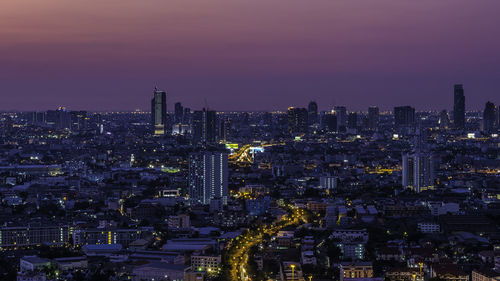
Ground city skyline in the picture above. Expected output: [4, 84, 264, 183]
[1, 0, 500, 111]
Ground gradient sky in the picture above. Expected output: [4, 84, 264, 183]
[1, 0, 499, 111]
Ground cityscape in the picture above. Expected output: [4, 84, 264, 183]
[1, 1, 500, 281]
[0, 85, 498, 281]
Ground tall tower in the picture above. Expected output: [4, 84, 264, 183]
[192, 108, 217, 144]
[453, 84, 465, 129]
[151, 87, 167, 135]
[188, 151, 228, 205]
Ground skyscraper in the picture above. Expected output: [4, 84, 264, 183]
[367, 106, 379, 130]
[287, 107, 308, 134]
[151, 87, 167, 135]
[321, 112, 337, 132]
[174, 102, 184, 124]
[334, 106, 347, 131]
[402, 151, 435, 193]
[347, 112, 357, 129]
[453, 84, 465, 129]
[483, 101, 496, 133]
[192, 108, 217, 144]
[308, 101, 318, 125]
[188, 151, 228, 205]
[394, 106, 415, 127]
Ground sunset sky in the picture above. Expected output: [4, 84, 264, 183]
[1, 0, 499, 111]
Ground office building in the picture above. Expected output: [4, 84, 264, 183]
[439, 110, 450, 129]
[394, 106, 415, 127]
[334, 106, 347, 130]
[347, 112, 357, 129]
[151, 87, 167, 135]
[453, 84, 465, 129]
[192, 109, 217, 144]
[483, 101, 496, 133]
[70, 111, 88, 131]
[287, 107, 308, 134]
[174, 102, 184, 124]
[308, 101, 318, 125]
[367, 106, 379, 130]
[188, 151, 228, 205]
[402, 151, 435, 193]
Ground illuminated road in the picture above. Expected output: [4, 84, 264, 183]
[224, 206, 308, 281]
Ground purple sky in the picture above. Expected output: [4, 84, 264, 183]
[1, 0, 499, 111]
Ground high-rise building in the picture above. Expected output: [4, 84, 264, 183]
[174, 102, 184, 124]
[321, 112, 337, 132]
[308, 101, 318, 125]
[402, 151, 435, 193]
[287, 107, 308, 134]
[334, 106, 347, 131]
[70, 111, 88, 132]
[188, 151, 228, 205]
[483, 101, 496, 133]
[151, 87, 167, 135]
[347, 112, 357, 129]
[394, 106, 415, 127]
[438, 110, 450, 130]
[367, 106, 379, 130]
[218, 116, 230, 142]
[453, 84, 465, 129]
[192, 108, 217, 144]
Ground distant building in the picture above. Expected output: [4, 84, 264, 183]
[308, 101, 318, 125]
[483, 101, 496, 133]
[439, 110, 451, 129]
[192, 108, 217, 144]
[288, 107, 308, 134]
[168, 214, 191, 229]
[334, 106, 347, 131]
[394, 106, 415, 127]
[191, 254, 221, 275]
[188, 151, 228, 205]
[174, 102, 184, 124]
[340, 262, 373, 281]
[402, 151, 435, 193]
[348, 112, 358, 129]
[319, 176, 338, 190]
[417, 222, 440, 233]
[453, 84, 465, 129]
[367, 106, 379, 130]
[151, 87, 168, 135]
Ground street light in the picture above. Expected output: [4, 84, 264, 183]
[291, 264, 296, 281]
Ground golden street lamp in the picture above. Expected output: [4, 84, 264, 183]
[291, 264, 296, 281]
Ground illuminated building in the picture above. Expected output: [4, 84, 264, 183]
[188, 151, 228, 205]
[287, 107, 308, 134]
[402, 151, 435, 193]
[151, 87, 167, 135]
[191, 254, 221, 274]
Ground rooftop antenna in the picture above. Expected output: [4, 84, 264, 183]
[204, 98, 209, 110]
